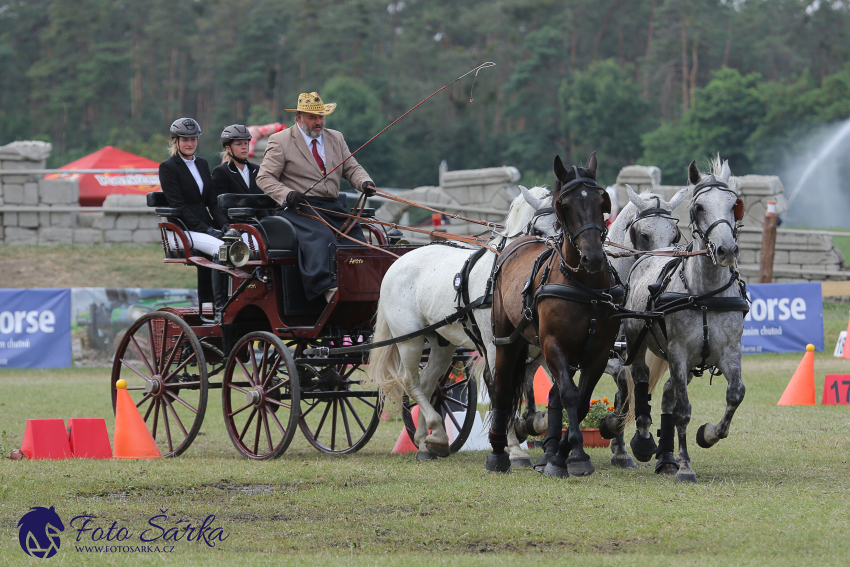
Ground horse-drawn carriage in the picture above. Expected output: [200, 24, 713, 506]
[109, 192, 479, 459]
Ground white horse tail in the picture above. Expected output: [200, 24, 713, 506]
[622, 365, 636, 427]
[365, 300, 408, 412]
[647, 351, 669, 396]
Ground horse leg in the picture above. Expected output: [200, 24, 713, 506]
[505, 356, 541, 469]
[485, 339, 525, 474]
[696, 352, 745, 449]
[397, 337, 452, 459]
[418, 338, 457, 458]
[601, 357, 637, 468]
[667, 351, 697, 483]
[629, 349, 658, 462]
[654, 377, 679, 475]
[534, 381, 562, 472]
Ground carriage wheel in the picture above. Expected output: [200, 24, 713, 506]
[222, 332, 300, 460]
[297, 358, 382, 455]
[110, 311, 208, 458]
[402, 362, 478, 453]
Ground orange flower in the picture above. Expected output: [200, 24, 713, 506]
[608, 405, 615, 411]
[591, 399, 599, 405]
[603, 398, 609, 404]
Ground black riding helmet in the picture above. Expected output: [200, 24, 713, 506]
[220, 124, 252, 147]
[170, 117, 202, 138]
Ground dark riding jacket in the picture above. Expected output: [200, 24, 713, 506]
[159, 154, 229, 233]
[211, 160, 269, 219]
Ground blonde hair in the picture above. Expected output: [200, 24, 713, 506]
[220, 148, 235, 166]
[167, 138, 178, 157]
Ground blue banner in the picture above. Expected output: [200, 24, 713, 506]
[743, 282, 823, 354]
[0, 289, 71, 368]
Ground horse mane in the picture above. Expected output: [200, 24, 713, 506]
[693, 154, 737, 195]
[502, 185, 551, 236]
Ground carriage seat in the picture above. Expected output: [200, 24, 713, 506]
[146, 191, 180, 218]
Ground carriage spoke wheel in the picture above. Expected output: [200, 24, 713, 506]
[297, 357, 382, 455]
[110, 311, 208, 458]
[402, 362, 478, 454]
[222, 332, 300, 460]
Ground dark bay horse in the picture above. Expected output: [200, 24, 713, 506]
[485, 153, 622, 477]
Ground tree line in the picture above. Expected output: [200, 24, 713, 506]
[1, 0, 848, 188]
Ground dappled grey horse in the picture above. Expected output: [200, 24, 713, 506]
[617, 157, 749, 483]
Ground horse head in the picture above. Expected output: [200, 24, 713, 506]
[624, 185, 688, 250]
[687, 157, 742, 267]
[552, 152, 609, 274]
[507, 185, 559, 238]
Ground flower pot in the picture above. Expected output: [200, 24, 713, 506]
[560, 428, 611, 448]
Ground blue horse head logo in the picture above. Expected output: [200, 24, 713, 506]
[18, 506, 64, 559]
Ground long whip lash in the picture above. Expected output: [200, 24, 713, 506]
[303, 62, 496, 197]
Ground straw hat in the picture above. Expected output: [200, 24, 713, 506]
[285, 92, 337, 115]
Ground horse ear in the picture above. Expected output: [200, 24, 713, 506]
[688, 161, 701, 186]
[626, 184, 644, 210]
[553, 155, 569, 183]
[601, 190, 611, 214]
[668, 187, 688, 211]
[721, 159, 732, 182]
[586, 152, 597, 179]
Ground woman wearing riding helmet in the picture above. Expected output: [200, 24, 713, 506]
[211, 124, 268, 219]
[159, 117, 229, 315]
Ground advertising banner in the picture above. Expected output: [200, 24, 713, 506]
[0, 289, 71, 368]
[742, 282, 824, 354]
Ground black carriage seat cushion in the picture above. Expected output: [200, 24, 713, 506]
[217, 193, 278, 211]
[147, 192, 168, 207]
[259, 215, 298, 255]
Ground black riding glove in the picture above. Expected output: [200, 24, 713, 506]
[285, 191, 308, 208]
[361, 180, 377, 197]
[205, 227, 224, 239]
[221, 224, 229, 232]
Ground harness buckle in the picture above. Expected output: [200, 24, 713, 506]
[523, 306, 534, 321]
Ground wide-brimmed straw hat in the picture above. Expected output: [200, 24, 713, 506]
[285, 92, 337, 115]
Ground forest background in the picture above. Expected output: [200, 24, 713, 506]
[1, 0, 849, 195]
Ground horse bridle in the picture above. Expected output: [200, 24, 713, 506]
[625, 196, 682, 246]
[555, 166, 609, 255]
[689, 174, 744, 264]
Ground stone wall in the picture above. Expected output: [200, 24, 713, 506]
[612, 165, 847, 282]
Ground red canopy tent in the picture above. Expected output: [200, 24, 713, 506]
[46, 146, 161, 206]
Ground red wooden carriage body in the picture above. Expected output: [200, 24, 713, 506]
[109, 192, 477, 459]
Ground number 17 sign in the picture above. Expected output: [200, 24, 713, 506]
[822, 375, 850, 405]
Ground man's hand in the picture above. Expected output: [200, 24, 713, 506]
[285, 191, 308, 208]
[206, 227, 224, 239]
[361, 181, 377, 197]
[221, 224, 230, 233]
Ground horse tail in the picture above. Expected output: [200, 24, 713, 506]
[365, 301, 408, 412]
[647, 352, 669, 396]
[622, 365, 636, 427]
[497, 343, 529, 430]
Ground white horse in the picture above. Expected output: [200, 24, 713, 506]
[527, 185, 688, 470]
[621, 156, 747, 483]
[368, 186, 560, 462]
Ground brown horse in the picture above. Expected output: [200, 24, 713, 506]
[485, 153, 622, 477]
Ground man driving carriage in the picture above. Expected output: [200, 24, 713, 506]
[257, 92, 377, 303]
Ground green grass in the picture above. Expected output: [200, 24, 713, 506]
[3, 337, 850, 566]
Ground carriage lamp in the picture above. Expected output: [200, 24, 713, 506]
[219, 229, 250, 268]
[386, 228, 405, 245]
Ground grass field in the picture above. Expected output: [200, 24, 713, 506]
[1, 246, 849, 566]
[1, 302, 849, 566]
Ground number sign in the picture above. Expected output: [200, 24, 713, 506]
[822, 375, 850, 405]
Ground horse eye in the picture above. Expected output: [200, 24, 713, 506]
[695, 203, 704, 213]
[639, 232, 648, 242]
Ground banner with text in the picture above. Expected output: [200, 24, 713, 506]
[0, 289, 71, 368]
[743, 282, 823, 354]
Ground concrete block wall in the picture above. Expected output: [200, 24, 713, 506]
[612, 165, 848, 282]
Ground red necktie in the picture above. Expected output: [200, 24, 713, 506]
[311, 140, 325, 175]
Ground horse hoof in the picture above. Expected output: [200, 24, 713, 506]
[567, 460, 595, 476]
[424, 440, 451, 458]
[696, 423, 718, 449]
[485, 452, 511, 473]
[510, 457, 534, 468]
[598, 417, 620, 440]
[534, 452, 554, 473]
[654, 452, 678, 475]
[610, 453, 637, 468]
[416, 450, 439, 461]
[543, 462, 570, 478]
[675, 470, 698, 483]
[630, 432, 657, 463]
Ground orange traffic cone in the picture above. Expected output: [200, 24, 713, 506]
[392, 406, 419, 454]
[778, 344, 816, 406]
[533, 367, 552, 405]
[113, 379, 162, 459]
[842, 311, 850, 359]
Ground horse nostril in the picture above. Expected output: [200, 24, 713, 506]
[732, 245, 739, 256]
[717, 246, 727, 257]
